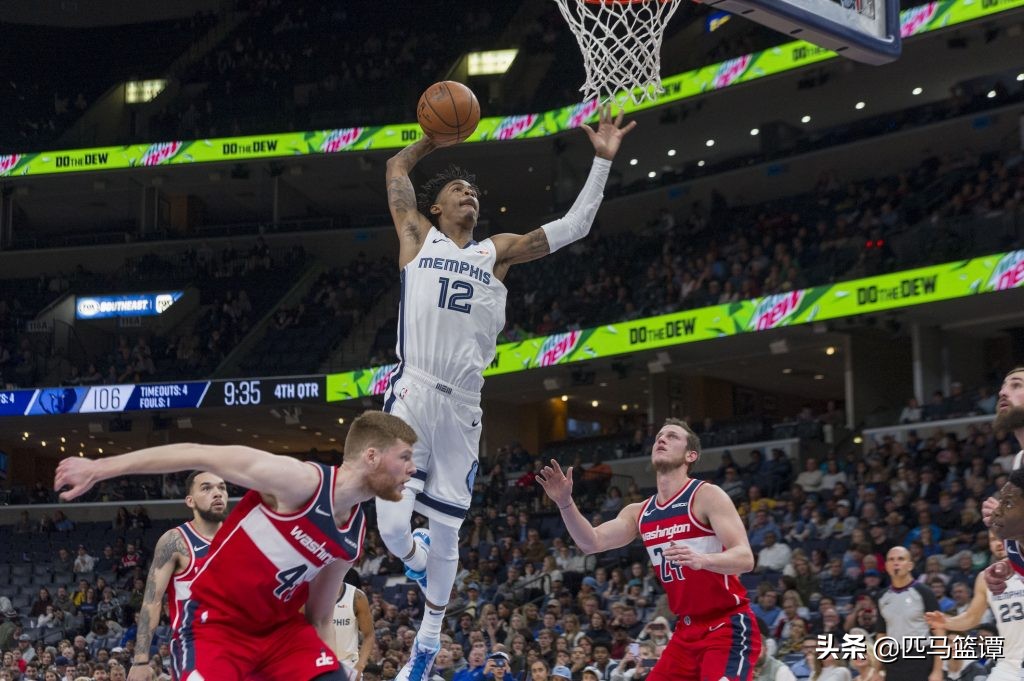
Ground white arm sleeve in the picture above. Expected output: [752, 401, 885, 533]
[541, 156, 612, 253]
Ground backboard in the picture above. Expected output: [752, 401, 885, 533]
[697, 0, 901, 64]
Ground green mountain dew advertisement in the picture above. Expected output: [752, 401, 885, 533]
[1, 0, 1019, 178]
[326, 250, 1024, 401]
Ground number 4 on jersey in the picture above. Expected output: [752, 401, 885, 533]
[274, 564, 308, 601]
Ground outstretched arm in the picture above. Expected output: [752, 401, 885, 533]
[387, 138, 438, 269]
[925, 571, 990, 633]
[54, 443, 318, 512]
[492, 105, 636, 276]
[129, 529, 185, 677]
[536, 460, 640, 554]
[663, 484, 754, 575]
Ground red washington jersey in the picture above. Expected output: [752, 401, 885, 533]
[167, 522, 212, 634]
[185, 463, 366, 635]
[637, 478, 749, 622]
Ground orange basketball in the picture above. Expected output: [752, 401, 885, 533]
[417, 81, 481, 147]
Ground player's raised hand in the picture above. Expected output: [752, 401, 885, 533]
[663, 541, 707, 571]
[536, 459, 575, 508]
[923, 611, 947, 634]
[982, 495, 999, 527]
[54, 456, 102, 501]
[583, 103, 637, 161]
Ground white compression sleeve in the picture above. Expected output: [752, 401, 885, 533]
[541, 156, 612, 253]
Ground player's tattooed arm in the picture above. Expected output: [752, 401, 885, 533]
[387, 176, 424, 244]
[135, 530, 186, 662]
[386, 138, 436, 266]
[492, 228, 551, 279]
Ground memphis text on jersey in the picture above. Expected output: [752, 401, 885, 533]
[418, 256, 491, 285]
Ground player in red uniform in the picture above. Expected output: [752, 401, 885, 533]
[537, 418, 760, 681]
[128, 470, 228, 681]
[55, 411, 418, 681]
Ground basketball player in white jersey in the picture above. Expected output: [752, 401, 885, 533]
[128, 471, 227, 681]
[331, 577, 374, 681]
[925, 532, 1024, 681]
[381, 104, 635, 681]
[983, 367, 1024, 527]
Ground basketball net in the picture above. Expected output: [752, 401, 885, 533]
[553, 0, 684, 106]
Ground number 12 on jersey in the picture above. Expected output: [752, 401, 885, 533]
[438, 277, 474, 314]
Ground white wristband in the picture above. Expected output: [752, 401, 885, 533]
[541, 157, 611, 253]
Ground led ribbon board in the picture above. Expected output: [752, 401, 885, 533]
[325, 250, 1024, 400]
[0, 0, 1018, 178]
[3, 250, 1023, 414]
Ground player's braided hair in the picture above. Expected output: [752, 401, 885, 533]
[417, 165, 480, 225]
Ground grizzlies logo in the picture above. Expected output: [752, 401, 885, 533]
[466, 461, 479, 495]
[40, 388, 80, 414]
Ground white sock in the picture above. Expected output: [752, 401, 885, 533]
[418, 606, 445, 644]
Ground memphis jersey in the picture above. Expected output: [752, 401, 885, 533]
[332, 584, 362, 666]
[186, 463, 366, 635]
[396, 226, 507, 393]
[638, 478, 749, 621]
[167, 522, 212, 633]
[987, 569, 1024, 672]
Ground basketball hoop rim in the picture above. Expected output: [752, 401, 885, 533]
[583, 0, 671, 4]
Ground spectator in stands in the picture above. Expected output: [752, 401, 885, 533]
[807, 647, 851, 681]
[814, 605, 845, 640]
[73, 545, 96, 574]
[111, 508, 129, 532]
[774, 618, 808, 658]
[29, 588, 52, 620]
[743, 449, 769, 481]
[77, 589, 98, 626]
[721, 467, 746, 503]
[53, 586, 75, 616]
[755, 532, 791, 573]
[823, 500, 857, 538]
[923, 390, 947, 421]
[819, 460, 847, 492]
[748, 510, 782, 550]
[789, 556, 820, 605]
[94, 546, 116, 574]
[765, 450, 793, 496]
[857, 570, 886, 604]
[772, 592, 809, 641]
[52, 510, 74, 532]
[898, 397, 922, 423]
[819, 559, 855, 600]
[53, 547, 74, 573]
[117, 544, 142, 577]
[751, 587, 782, 628]
[794, 458, 823, 494]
